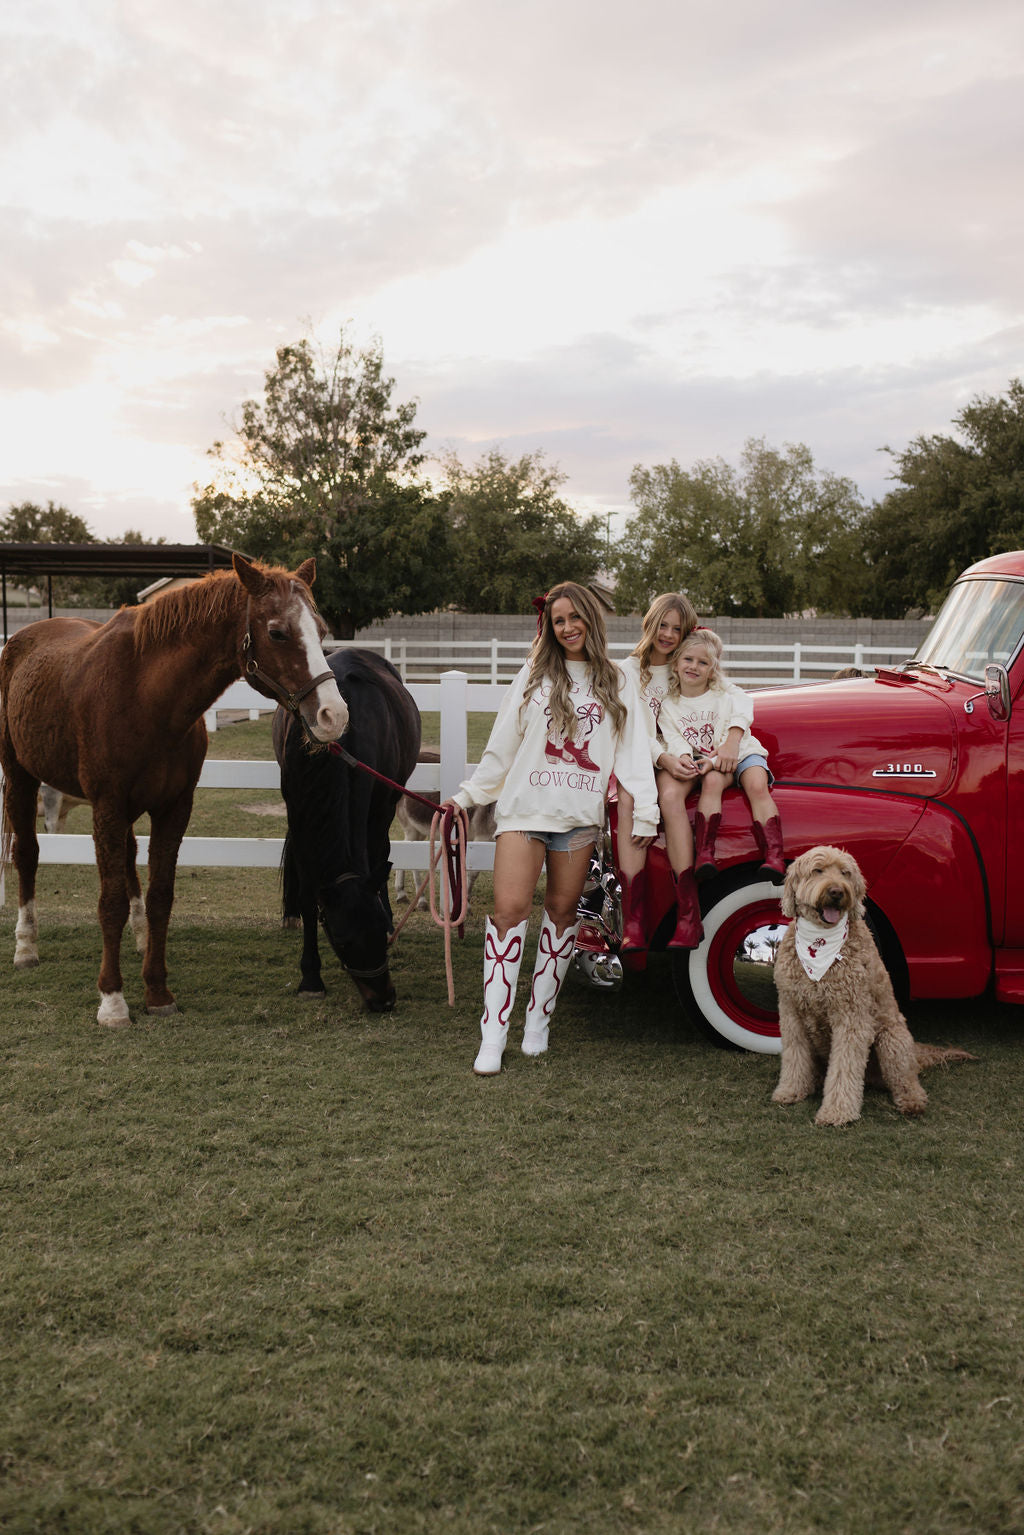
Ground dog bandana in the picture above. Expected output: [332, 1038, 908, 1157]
[794, 912, 849, 981]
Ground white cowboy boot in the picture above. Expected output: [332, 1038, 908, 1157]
[522, 912, 579, 1056]
[475, 917, 528, 1075]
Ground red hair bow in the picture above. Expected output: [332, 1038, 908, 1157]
[532, 592, 548, 636]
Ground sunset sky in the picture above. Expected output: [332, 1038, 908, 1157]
[3, 0, 1023, 544]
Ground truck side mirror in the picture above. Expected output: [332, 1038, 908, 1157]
[964, 663, 1011, 720]
[985, 663, 1011, 722]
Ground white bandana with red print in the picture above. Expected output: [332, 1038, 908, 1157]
[793, 912, 849, 982]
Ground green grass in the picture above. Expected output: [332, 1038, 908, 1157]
[2, 718, 1023, 1533]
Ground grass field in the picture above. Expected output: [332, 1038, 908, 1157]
[1, 718, 1022, 1533]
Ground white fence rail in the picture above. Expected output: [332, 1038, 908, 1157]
[323, 636, 916, 687]
[0, 637, 910, 901]
[1, 674, 504, 904]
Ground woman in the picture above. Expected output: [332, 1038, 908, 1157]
[616, 591, 701, 954]
[446, 582, 658, 1075]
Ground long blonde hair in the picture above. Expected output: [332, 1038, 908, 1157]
[631, 592, 698, 691]
[667, 628, 725, 696]
[522, 582, 626, 739]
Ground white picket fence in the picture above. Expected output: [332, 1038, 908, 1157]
[0, 638, 911, 902]
[0, 673, 503, 905]
[330, 636, 914, 686]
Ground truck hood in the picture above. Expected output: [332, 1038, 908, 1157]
[751, 671, 960, 797]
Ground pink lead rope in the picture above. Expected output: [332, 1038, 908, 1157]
[326, 741, 470, 1005]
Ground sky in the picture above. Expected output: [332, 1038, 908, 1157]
[2, 0, 1023, 546]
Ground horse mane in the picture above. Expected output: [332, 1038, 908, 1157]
[131, 563, 298, 653]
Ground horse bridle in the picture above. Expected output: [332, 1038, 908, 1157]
[240, 600, 334, 716]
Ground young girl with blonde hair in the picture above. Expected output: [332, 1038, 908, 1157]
[658, 627, 785, 881]
[445, 582, 658, 1075]
[617, 591, 704, 952]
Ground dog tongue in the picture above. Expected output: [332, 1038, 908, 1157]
[822, 906, 843, 926]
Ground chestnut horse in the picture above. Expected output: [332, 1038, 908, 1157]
[0, 553, 348, 1025]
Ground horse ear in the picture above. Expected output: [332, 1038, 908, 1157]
[232, 552, 271, 597]
[295, 558, 317, 589]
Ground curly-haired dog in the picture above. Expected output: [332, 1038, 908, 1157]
[772, 846, 974, 1126]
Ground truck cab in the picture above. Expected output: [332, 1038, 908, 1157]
[578, 551, 1024, 1051]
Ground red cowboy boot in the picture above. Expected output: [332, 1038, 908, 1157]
[560, 737, 600, 772]
[619, 868, 648, 954]
[667, 868, 704, 949]
[694, 810, 721, 883]
[545, 738, 567, 763]
[753, 815, 785, 883]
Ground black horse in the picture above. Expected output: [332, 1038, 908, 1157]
[273, 649, 421, 1010]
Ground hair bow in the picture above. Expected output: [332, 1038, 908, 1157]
[532, 592, 548, 636]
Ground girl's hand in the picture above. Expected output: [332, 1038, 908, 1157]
[715, 750, 738, 775]
[661, 753, 699, 780]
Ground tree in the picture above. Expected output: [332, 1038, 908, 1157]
[614, 439, 869, 617]
[438, 448, 606, 612]
[192, 332, 449, 636]
[863, 379, 1024, 616]
[0, 500, 98, 606]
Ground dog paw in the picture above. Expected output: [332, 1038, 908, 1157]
[772, 1088, 808, 1105]
[814, 1106, 858, 1127]
[896, 1093, 928, 1117]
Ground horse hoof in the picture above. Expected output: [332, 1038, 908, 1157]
[13, 954, 40, 970]
[297, 987, 327, 1002]
[97, 991, 131, 1027]
[146, 1002, 178, 1017]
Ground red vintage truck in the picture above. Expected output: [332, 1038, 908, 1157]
[575, 550, 1024, 1050]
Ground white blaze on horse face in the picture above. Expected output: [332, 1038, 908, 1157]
[292, 590, 348, 741]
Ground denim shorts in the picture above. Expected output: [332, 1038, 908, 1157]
[735, 753, 774, 787]
[523, 825, 602, 854]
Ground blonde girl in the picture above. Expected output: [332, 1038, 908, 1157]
[617, 591, 704, 951]
[445, 582, 658, 1075]
[658, 628, 785, 881]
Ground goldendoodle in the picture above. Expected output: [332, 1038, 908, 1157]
[772, 845, 974, 1126]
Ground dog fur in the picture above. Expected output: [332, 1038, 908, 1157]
[772, 845, 974, 1126]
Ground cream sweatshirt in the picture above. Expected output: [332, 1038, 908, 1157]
[658, 680, 765, 766]
[619, 654, 672, 769]
[453, 659, 660, 838]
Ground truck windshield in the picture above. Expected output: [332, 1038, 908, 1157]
[913, 578, 1024, 679]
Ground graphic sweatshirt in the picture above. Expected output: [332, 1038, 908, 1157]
[453, 659, 660, 838]
[619, 654, 672, 769]
[658, 680, 765, 766]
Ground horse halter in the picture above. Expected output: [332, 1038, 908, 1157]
[241, 598, 334, 716]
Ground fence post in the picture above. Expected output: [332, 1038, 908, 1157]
[792, 642, 801, 682]
[491, 638, 498, 685]
[854, 643, 864, 670]
[439, 670, 469, 802]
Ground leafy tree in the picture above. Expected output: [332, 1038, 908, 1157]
[863, 379, 1024, 616]
[192, 332, 449, 636]
[438, 448, 606, 612]
[615, 439, 868, 617]
[0, 499, 94, 545]
[0, 500, 97, 606]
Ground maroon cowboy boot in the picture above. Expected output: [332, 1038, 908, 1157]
[694, 810, 721, 883]
[667, 868, 704, 949]
[619, 868, 648, 954]
[753, 815, 785, 883]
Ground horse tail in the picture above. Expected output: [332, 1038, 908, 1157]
[281, 829, 303, 925]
